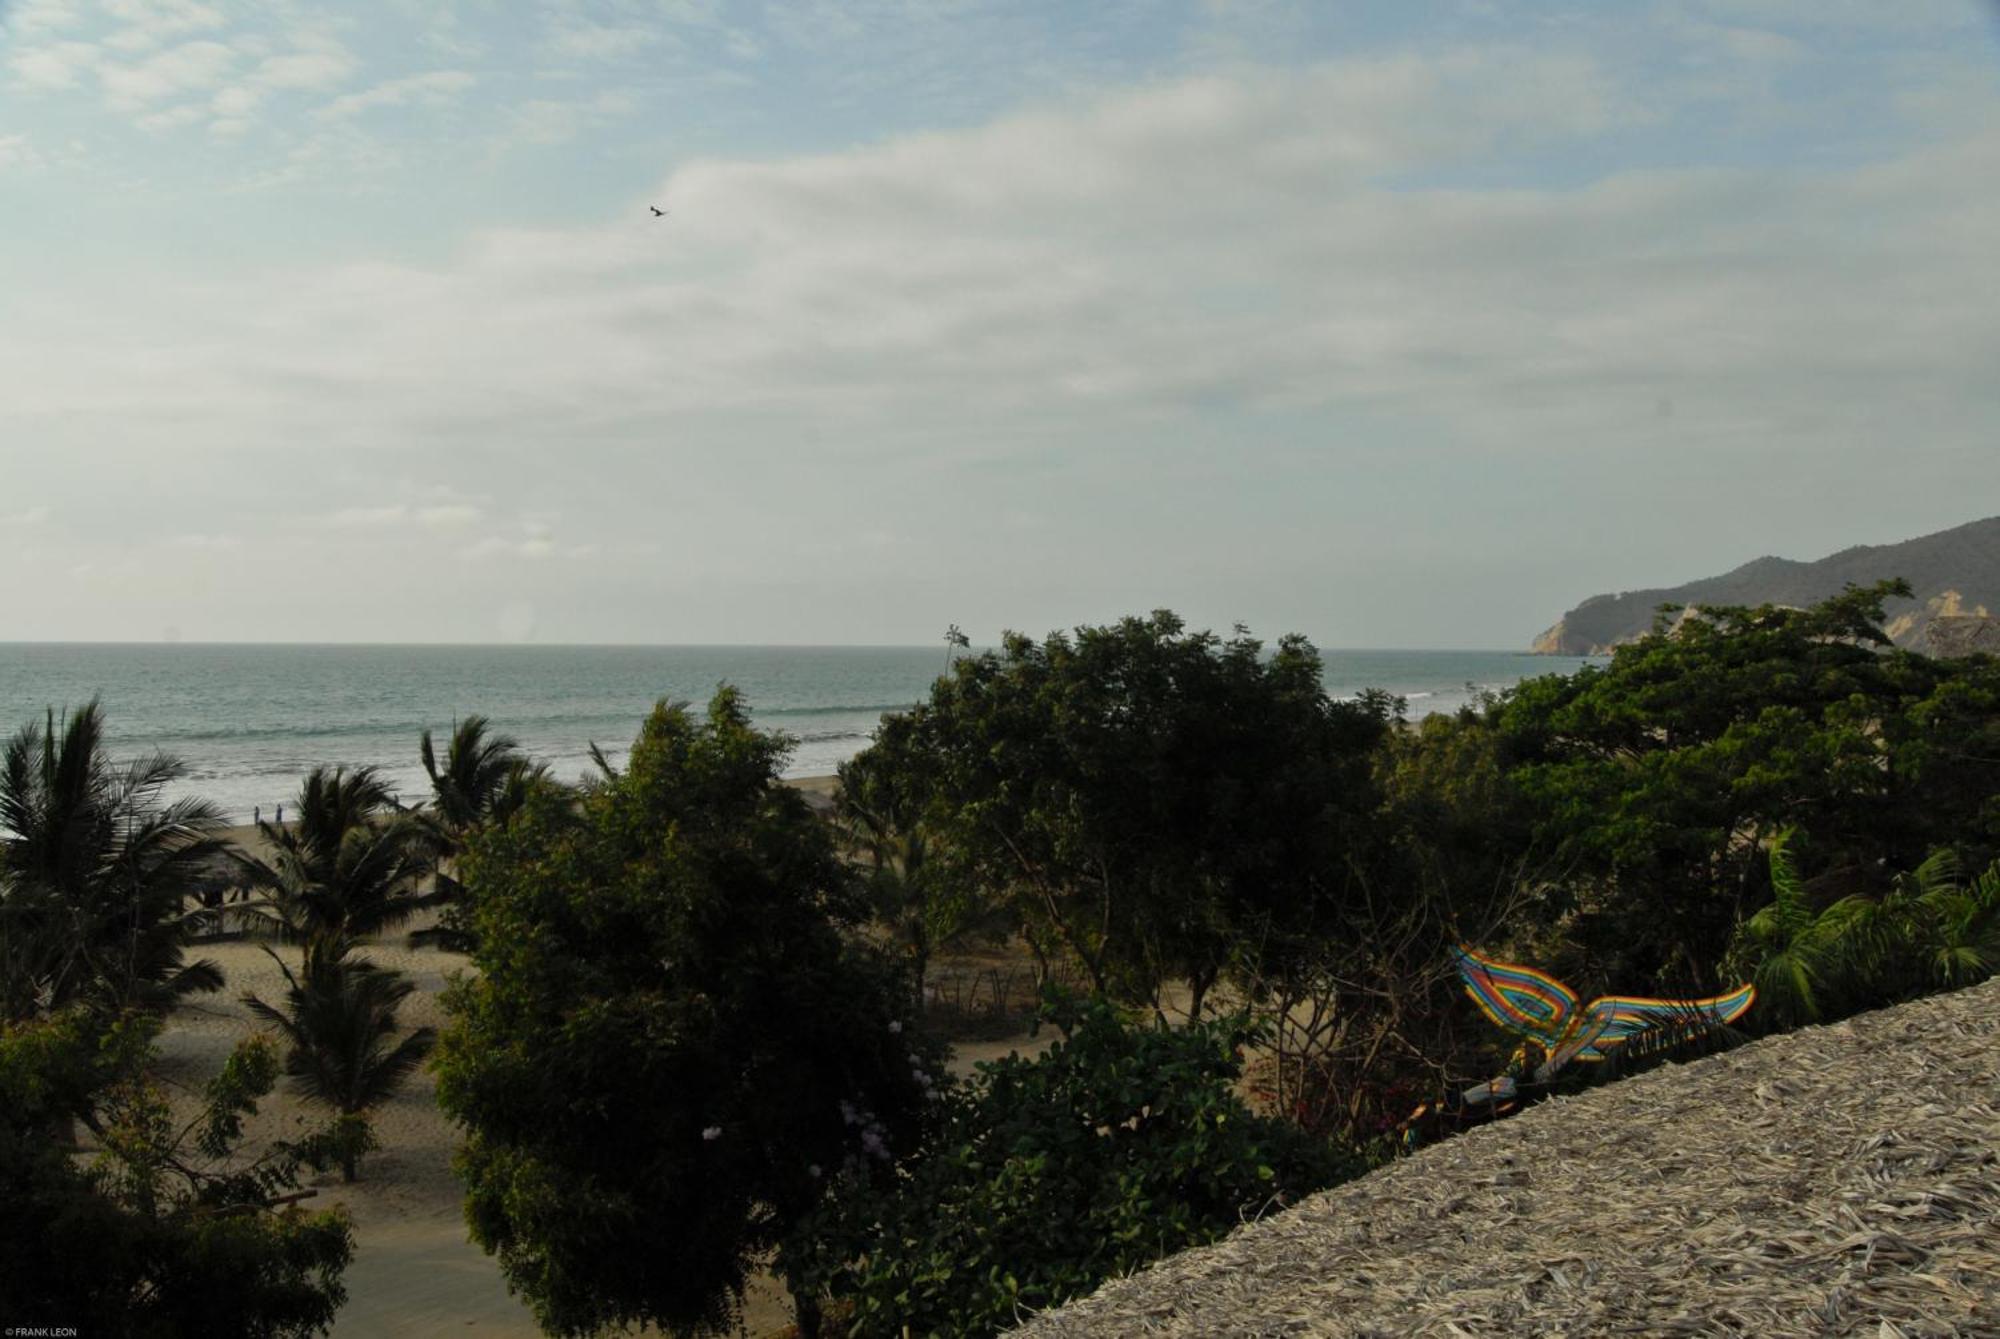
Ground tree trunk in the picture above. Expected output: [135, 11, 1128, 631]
[910, 929, 931, 1016]
[1187, 969, 1213, 1022]
[786, 1272, 823, 1339]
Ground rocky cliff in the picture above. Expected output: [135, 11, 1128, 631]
[1531, 515, 2000, 655]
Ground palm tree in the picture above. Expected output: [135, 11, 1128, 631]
[242, 938, 435, 1182]
[0, 701, 227, 1020]
[1735, 835, 2000, 1028]
[243, 766, 436, 943]
[420, 716, 536, 837]
[1736, 831, 1826, 1028]
[411, 719, 545, 950]
[1811, 848, 2000, 1001]
[1919, 858, 2000, 988]
[839, 788, 943, 1000]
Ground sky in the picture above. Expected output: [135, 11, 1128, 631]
[2, 0, 1998, 648]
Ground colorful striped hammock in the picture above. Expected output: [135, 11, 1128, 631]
[1452, 944, 1755, 1081]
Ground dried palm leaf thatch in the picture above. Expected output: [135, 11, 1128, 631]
[1015, 979, 2000, 1338]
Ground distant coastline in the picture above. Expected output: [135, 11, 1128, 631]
[1531, 515, 2000, 656]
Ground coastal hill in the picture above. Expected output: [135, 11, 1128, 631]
[1530, 515, 2000, 655]
[1018, 977, 1999, 1336]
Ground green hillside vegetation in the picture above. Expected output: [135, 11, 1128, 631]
[1534, 514, 2000, 653]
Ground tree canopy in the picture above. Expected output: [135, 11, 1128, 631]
[433, 688, 936, 1338]
[845, 612, 1395, 1018]
[1487, 580, 2000, 989]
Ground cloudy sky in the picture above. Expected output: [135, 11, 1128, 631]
[2, 0, 1997, 647]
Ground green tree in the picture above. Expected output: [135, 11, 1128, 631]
[0, 700, 228, 1020]
[846, 613, 1392, 1018]
[433, 689, 936, 1338]
[805, 996, 1357, 1338]
[0, 1009, 354, 1336]
[242, 939, 436, 1182]
[836, 714, 1008, 1008]
[1488, 580, 2000, 988]
[244, 766, 436, 943]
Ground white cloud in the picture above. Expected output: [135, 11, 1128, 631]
[0, 134, 44, 169]
[317, 69, 475, 120]
[8, 39, 98, 90]
[545, 17, 662, 63]
[98, 38, 234, 108]
[102, 0, 224, 50]
[17, 50, 1998, 464]
[328, 504, 409, 527]
[0, 0, 83, 38]
[252, 43, 354, 92]
[136, 102, 202, 131]
[460, 520, 594, 561]
[507, 89, 639, 145]
[210, 82, 258, 116]
[416, 503, 481, 527]
[1, 506, 52, 525]
[325, 501, 482, 529]
[166, 532, 240, 550]
[175, 37, 356, 134]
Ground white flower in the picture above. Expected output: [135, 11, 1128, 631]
[808, 1164, 822, 1179]
[887, 1020, 903, 1034]
[702, 1125, 723, 1141]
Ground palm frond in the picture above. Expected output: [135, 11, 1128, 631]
[241, 943, 431, 1131]
[0, 700, 234, 1018]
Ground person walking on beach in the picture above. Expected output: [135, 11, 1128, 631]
[254, 806, 261, 825]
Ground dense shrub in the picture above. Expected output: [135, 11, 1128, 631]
[805, 997, 1361, 1338]
[0, 1011, 354, 1337]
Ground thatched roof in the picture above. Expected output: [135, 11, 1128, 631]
[1015, 979, 1999, 1337]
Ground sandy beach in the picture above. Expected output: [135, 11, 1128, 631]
[156, 929, 547, 1336]
[150, 776, 1036, 1338]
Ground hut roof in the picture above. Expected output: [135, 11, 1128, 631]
[1015, 979, 1999, 1337]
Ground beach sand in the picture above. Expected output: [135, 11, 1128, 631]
[156, 930, 569, 1337]
[152, 777, 1036, 1337]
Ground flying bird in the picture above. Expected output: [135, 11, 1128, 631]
[650, 205, 668, 217]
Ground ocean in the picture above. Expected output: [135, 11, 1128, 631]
[0, 644, 1599, 823]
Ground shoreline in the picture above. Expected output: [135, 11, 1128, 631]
[213, 774, 842, 851]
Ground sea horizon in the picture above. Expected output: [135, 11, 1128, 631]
[0, 638, 1542, 653]
[0, 642, 1601, 823]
